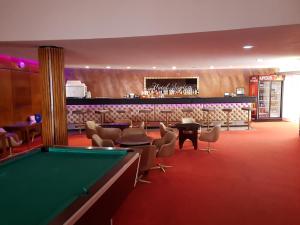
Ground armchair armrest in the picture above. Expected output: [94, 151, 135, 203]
[102, 139, 115, 147]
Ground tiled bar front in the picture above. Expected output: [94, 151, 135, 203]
[66, 97, 256, 127]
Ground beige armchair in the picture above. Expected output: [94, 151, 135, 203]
[198, 123, 221, 152]
[122, 127, 146, 137]
[159, 122, 175, 138]
[85, 121, 98, 139]
[152, 131, 177, 172]
[91, 134, 114, 147]
[6, 132, 23, 155]
[132, 145, 157, 183]
[96, 126, 122, 143]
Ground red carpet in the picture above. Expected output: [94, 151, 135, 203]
[110, 122, 300, 225]
[3, 122, 300, 225]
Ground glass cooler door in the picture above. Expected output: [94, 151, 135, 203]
[258, 81, 271, 118]
[269, 81, 282, 118]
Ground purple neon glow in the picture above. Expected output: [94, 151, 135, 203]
[0, 54, 38, 66]
[18, 61, 25, 68]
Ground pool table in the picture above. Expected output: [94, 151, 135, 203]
[0, 146, 140, 225]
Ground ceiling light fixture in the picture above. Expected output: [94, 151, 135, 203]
[243, 45, 254, 49]
[172, 66, 177, 70]
[105, 66, 111, 69]
[85, 66, 90, 69]
[126, 66, 131, 69]
[152, 66, 157, 69]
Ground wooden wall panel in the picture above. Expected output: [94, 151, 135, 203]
[0, 69, 13, 126]
[30, 74, 42, 114]
[11, 71, 32, 122]
[0, 68, 41, 127]
[65, 68, 277, 98]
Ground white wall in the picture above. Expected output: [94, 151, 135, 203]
[282, 74, 300, 122]
[0, 0, 300, 41]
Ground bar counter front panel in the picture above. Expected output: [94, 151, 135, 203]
[66, 97, 256, 125]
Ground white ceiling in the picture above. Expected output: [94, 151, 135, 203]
[1, 0, 300, 41]
[1, 24, 300, 70]
[0, 1, 300, 71]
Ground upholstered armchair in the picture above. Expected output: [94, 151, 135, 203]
[85, 121, 98, 139]
[91, 134, 114, 147]
[198, 123, 221, 152]
[132, 145, 157, 183]
[0, 128, 22, 155]
[152, 131, 177, 172]
[6, 132, 23, 155]
[96, 126, 122, 143]
[159, 122, 175, 138]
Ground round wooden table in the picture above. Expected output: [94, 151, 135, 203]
[100, 123, 130, 130]
[116, 134, 152, 147]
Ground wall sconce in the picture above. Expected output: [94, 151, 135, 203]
[18, 61, 25, 69]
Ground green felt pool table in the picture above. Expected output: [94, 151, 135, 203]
[0, 146, 140, 225]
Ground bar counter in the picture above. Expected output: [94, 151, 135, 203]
[66, 96, 256, 126]
[66, 96, 256, 105]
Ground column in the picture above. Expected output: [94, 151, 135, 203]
[38, 46, 68, 146]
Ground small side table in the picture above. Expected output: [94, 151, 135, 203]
[175, 123, 201, 150]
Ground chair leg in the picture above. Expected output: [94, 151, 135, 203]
[151, 163, 173, 173]
[138, 174, 152, 183]
[199, 142, 216, 153]
[31, 132, 36, 142]
[9, 147, 13, 156]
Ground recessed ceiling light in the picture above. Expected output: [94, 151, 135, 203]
[106, 66, 111, 69]
[243, 45, 254, 49]
[172, 66, 177, 70]
[209, 65, 214, 69]
[257, 58, 264, 62]
[152, 66, 157, 69]
[126, 66, 131, 69]
[85, 66, 90, 69]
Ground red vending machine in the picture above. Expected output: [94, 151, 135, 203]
[249, 74, 284, 121]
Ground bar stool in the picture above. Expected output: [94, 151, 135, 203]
[202, 108, 215, 130]
[72, 109, 86, 133]
[95, 109, 110, 124]
[241, 107, 251, 130]
[138, 109, 153, 132]
[222, 108, 233, 131]
[160, 109, 173, 126]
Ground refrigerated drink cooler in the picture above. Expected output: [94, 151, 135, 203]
[249, 75, 284, 121]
